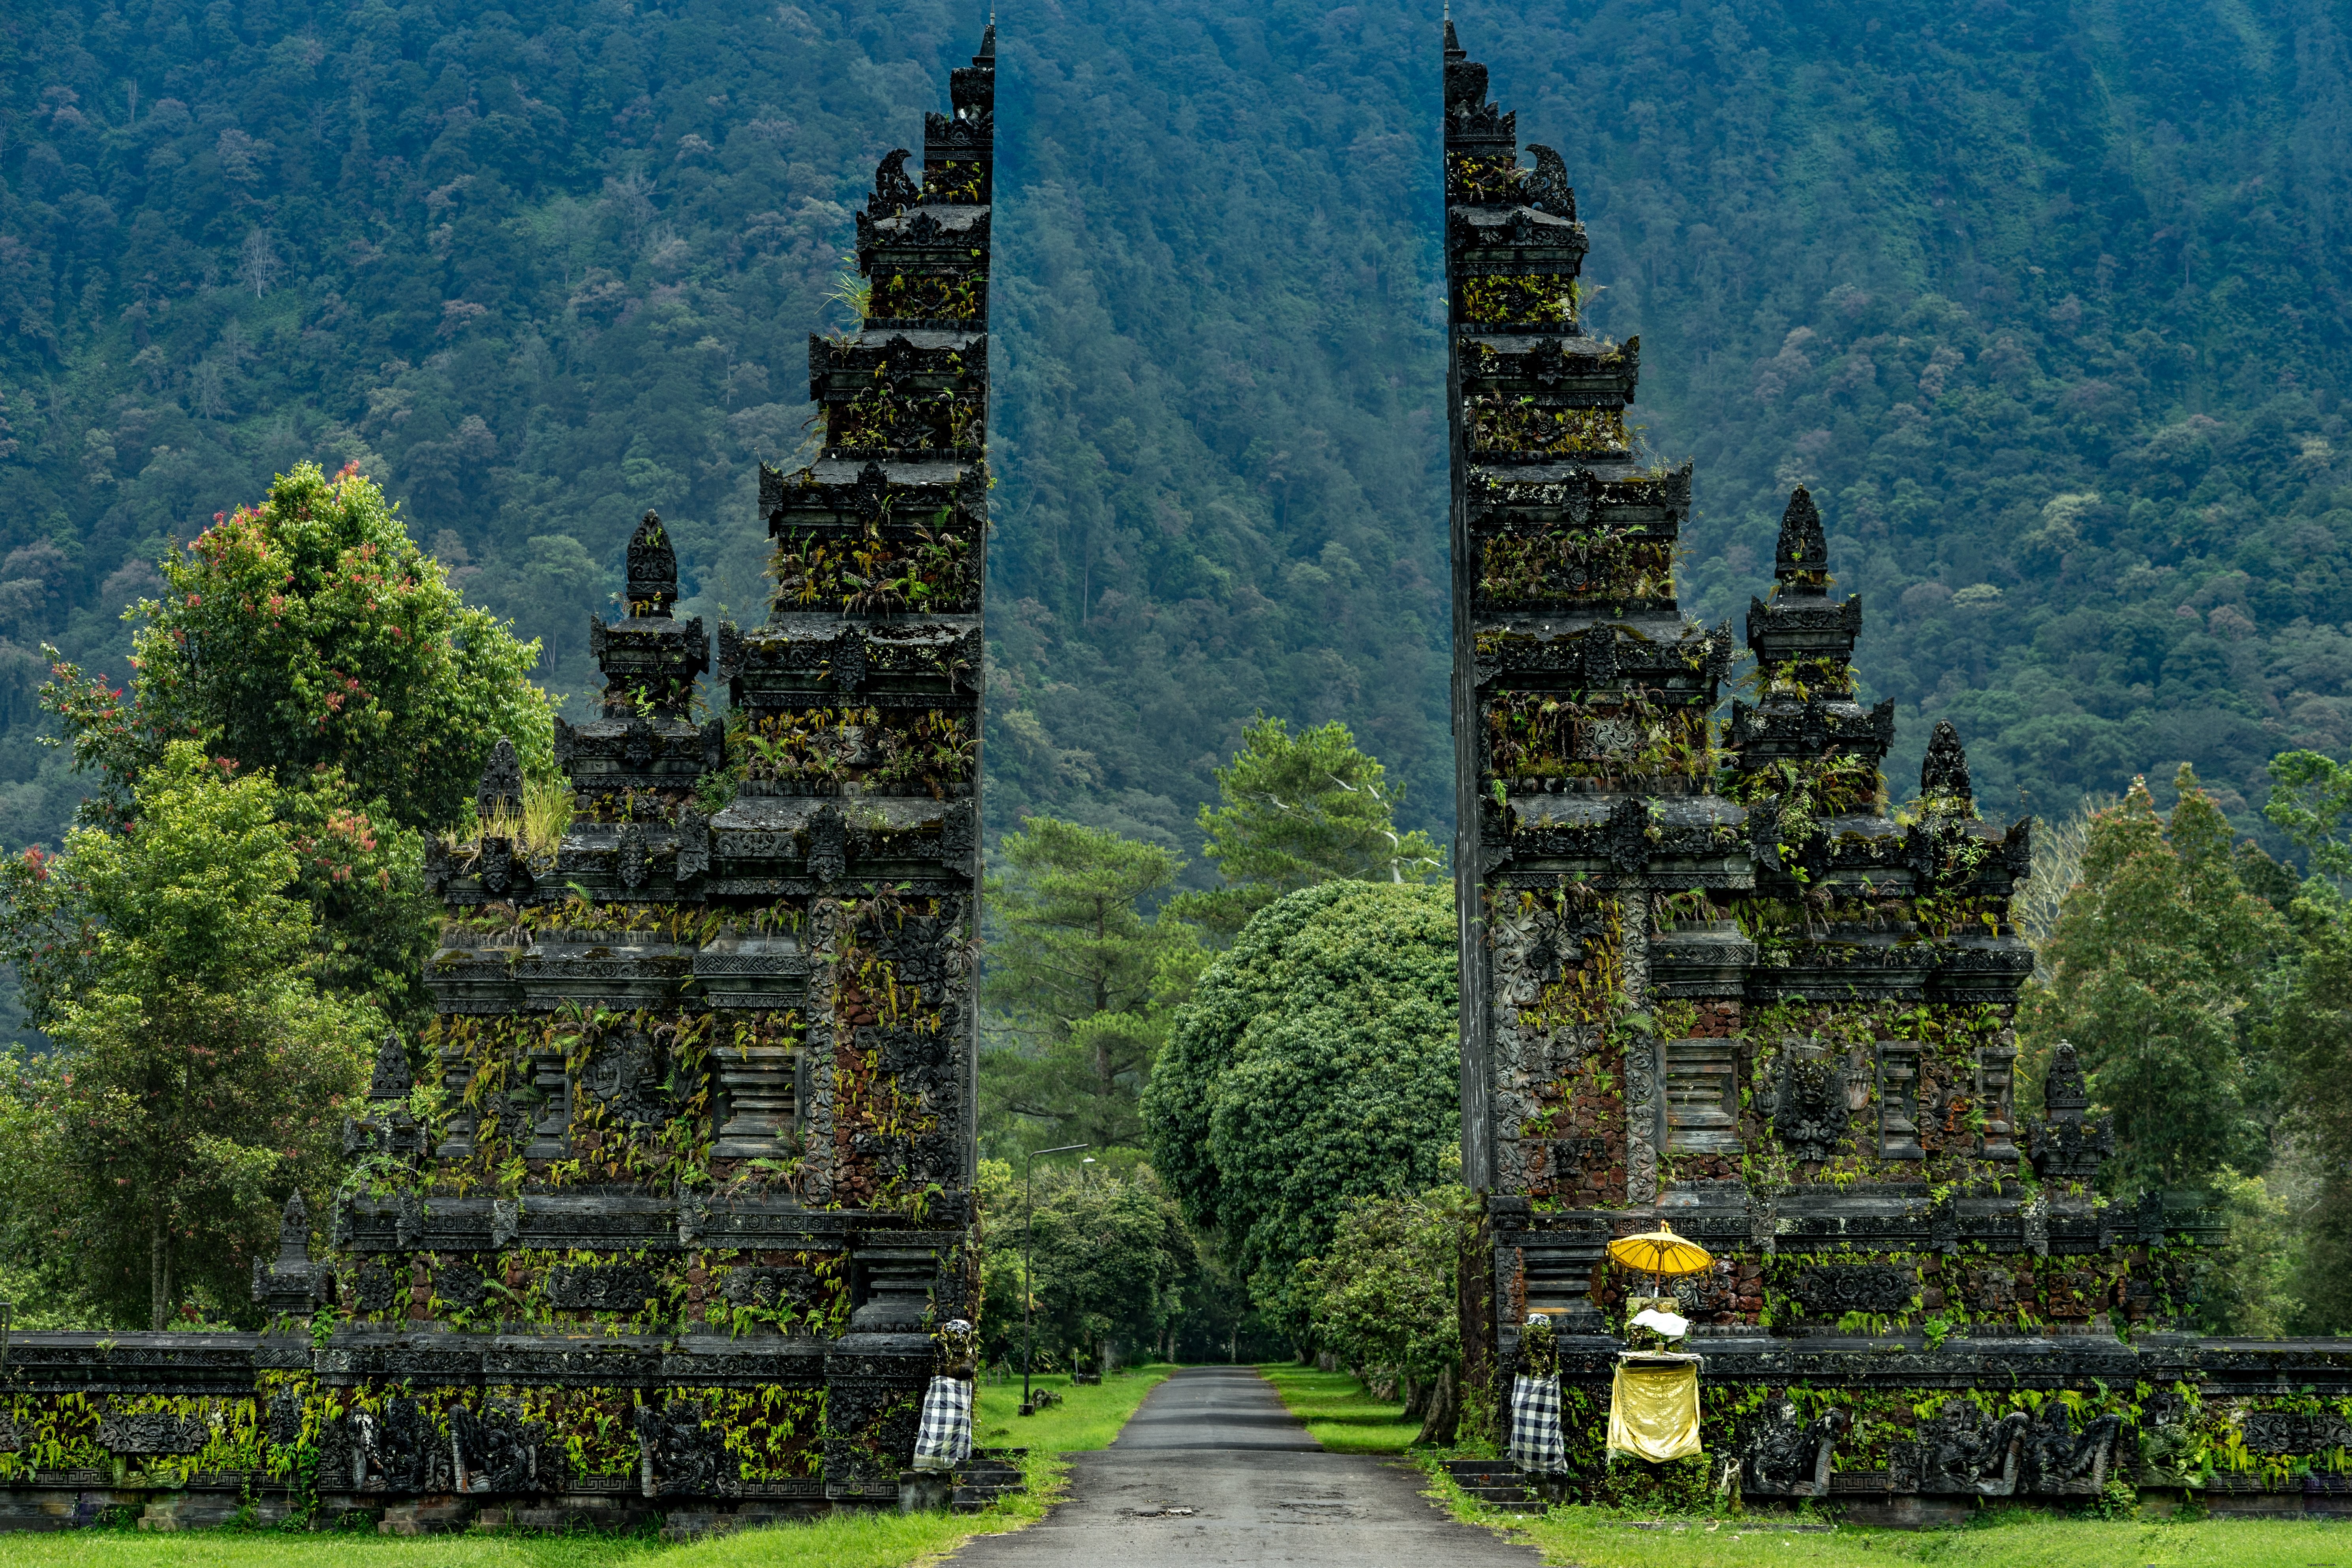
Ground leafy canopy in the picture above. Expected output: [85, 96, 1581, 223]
[2247, 881, 2352, 1334]
[1300, 1184, 1467, 1388]
[2019, 764, 2288, 1194]
[1169, 715, 1445, 938]
[980, 817, 1201, 1158]
[1143, 879, 1458, 1338]
[976, 1159, 1197, 1370]
[43, 462, 556, 835]
[0, 742, 376, 1328]
[2266, 748, 2352, 887]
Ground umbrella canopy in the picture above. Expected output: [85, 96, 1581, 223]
[1606, 1223, 1714, 1279]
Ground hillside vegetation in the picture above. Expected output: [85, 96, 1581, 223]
[0, 0, 2346, 856]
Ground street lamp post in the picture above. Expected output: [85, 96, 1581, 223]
[1022, 1143, 1087, 1416]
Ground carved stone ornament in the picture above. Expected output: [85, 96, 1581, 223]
[1521, 144, 1576, 220]
[721, 1266, 821, 1312]
[807, 803, 847, 884]
[871, 147, 921, 214]
[832, 629, 868, 695]
[368, 1033, 413, 1101]
[475, 736, 524, 820]
[1775, 486, 1828, 580]
[617, 821, 648, 889]
[636, 1401, 741, 1499]
[477, 835, 517, 896]
[2027, 1042, 2112, 1181]
[96, 1405, 208, 1456]
[545, 1261, 657, 1313]
[1442, 39, 1488, 112]
[353, 1396, 443, 1493]
[1920, 718, 1974, 811]
[393, 1190, 425, 1249]
[2021, 1408, 2123, 1495]
[849, 459, 891, 522]
[434, 1260, 489, 1313]
[1962, 1264, 2020, 1313]
[453, 1401, 541, 1494]
[626, 511, 678, 612]
[1793, 1263, 1917, 1317]
[940, 802, 977, 863]
[676, 807, 712, 882]
[2241, 1412, 2352, 1454]
[1741, 1402, 1849, 1497]
[1770, 1046, 1847, 1163]
[354, 1263, 400, 1314]
[1916, 1408, 2030, 1496]
[582, 1027, 667, 1127]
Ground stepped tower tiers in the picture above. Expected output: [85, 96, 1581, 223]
[1441, 25, 2352, 1517]
[0, 30, 1009, 1534]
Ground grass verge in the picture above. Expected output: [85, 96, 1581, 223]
[1253, 1363, 1420, 1452]
[0, 1366, 1173, 1568]
[1416, 1463, 2350, 1568]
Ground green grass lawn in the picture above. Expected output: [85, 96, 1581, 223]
[971, 1363, 1176, 1462]
[1253, 1363, 1420, 1452]
[1422, 1475, 2351, 1568]
[0, 1365, 1174, 1568]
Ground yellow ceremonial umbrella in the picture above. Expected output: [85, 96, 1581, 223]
[1606, 1222, 1713, 1295]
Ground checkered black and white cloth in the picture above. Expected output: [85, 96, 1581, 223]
[1507, 1373, 1567, 1475]
[911, 1375, 974, 1471]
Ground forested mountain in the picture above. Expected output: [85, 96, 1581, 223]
[2, 0, 2348, 862]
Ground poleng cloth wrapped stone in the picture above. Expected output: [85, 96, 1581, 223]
[1605, 1355, 1702, 1462]
[911, 1375, 973, 1470]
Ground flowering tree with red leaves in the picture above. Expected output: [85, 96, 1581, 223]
[41, 460, 555, 834]
[28, 461, 555, 1031]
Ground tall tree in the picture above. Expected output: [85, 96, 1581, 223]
[977, 1161, 1197, 1373]
[2262, 888, 2352, 1333]
[2019, 765, 2289, 1195]
[1300, 1183, 1472, 1442]
[41, 461, 556, 836]
[0, 742, 376, 1327]
[2266, 749, 2352, 886]
[1144, 880, 1458, 1338]
[981, 817, 1202, 1157]
[31, 462, 554, 1029]
[1170, 716, 1445, 939]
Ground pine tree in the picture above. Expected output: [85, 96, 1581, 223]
[1170, 716, 1445, 939]
[2020, 764, 2289, 1194]
[981, 817, 1202, 1157]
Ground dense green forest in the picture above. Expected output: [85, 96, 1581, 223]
[2, 0, 2348, 863]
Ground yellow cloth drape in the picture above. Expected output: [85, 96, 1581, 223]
[1606, 1358, 1702, 1462]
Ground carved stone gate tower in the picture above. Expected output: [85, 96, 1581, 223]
[1442, 21, 2348, 1515]
[0, 25, 1004, 1532]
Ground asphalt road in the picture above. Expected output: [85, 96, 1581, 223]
[945, 1366, 1543, 1567]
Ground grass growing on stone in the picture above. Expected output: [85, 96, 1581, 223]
[1254, 1363, 1422, 1452]
[1419, 1471, 2352, 1568]
[0, 1366, 1174, 1568]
